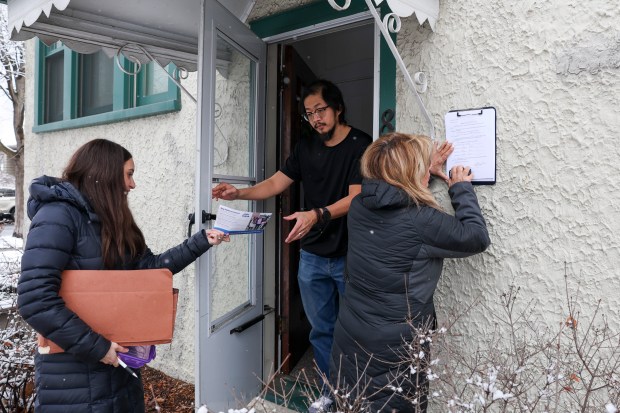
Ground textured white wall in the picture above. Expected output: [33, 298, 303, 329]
[22, 40, 200, 380]
[394, 0, 620, 335]
[251, 0, 316, 18]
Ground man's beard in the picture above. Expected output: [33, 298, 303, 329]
[317, 124, 336, 142]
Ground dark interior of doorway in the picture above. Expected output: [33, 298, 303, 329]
[274, 21, 375, 405]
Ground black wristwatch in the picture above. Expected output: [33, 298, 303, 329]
[321, 207, 331, 223]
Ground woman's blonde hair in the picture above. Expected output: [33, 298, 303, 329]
[361, 132, 440, 209]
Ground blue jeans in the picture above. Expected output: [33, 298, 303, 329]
[298, 249, 346, 380]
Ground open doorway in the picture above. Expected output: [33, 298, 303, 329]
[288, 22, 375, 137]
[270, 20, 376, 382]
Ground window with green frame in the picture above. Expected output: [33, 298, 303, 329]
[34, 41, 181, 133]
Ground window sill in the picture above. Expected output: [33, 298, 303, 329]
[33, 99, 181, 133]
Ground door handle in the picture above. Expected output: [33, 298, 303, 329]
[229, 305, 275, 334]
[187, 211, 217, 237]
[230, 314, 265, 334]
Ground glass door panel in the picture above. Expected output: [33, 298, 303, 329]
[213, 35, 256, 179]
[210, 189, 254, 330]
[210, 33, 258, 331]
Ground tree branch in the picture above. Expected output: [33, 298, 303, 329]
[0, 83, 11, 101]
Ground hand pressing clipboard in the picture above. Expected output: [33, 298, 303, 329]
[445, 107, 497, 185]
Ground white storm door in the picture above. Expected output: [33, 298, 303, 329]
[196, 0, 266, 411]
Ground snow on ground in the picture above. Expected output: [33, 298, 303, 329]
[0, 224, 22, 310]
[196, 397, 297, 413]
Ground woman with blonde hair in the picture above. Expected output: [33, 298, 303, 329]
[330, 132, 490, 412]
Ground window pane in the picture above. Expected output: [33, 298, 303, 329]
[210, 189, 254, 327]
[44, 53, 64, 123]
[35, 40, 182, 131]
[79, 51, 114, 117]
[209, 35, 259, 331]
[213, 35, 256, 178]
[143, 63, 169, 96]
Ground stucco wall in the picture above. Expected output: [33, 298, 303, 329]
[23, 39, 200, 379]
[394, 0, 620, 336]
[251, 0, 315, 18]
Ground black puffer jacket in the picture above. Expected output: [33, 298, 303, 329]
[330, 180, 490, 412]
[17, 176, 213, 412]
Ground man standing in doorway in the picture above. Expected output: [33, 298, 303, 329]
[213, 79, 370, 406]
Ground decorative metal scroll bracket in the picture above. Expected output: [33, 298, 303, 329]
[327, 0, 436, 140]
[114, 43, 197, 104]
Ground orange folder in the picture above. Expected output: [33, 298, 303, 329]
[37, 268, 178, 354]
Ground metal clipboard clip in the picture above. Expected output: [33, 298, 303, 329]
[457, 109, 484, 117]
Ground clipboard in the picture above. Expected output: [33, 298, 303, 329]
[445, 107, 496, 185]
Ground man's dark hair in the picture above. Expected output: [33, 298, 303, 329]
[302, 79, 347, 125]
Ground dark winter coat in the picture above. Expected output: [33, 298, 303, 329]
[17, 176, 214, 412]
[330, 180, 490, 412]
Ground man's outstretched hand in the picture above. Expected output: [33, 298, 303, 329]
[212, 182, 239, 200]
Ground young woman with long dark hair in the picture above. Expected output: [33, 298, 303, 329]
[17, 139, 228, 412]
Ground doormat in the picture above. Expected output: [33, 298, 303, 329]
[264, 375, 320, 413]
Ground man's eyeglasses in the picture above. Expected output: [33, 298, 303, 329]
[302, 106, 330, 122]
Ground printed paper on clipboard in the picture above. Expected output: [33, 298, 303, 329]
[445, 107, 496, 185]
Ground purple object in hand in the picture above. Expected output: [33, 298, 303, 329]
[118, 345, 156, 369]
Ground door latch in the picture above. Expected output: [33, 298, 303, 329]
[187, 210, 216, 237]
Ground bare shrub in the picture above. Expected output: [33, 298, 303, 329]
[0, 304, 37, 412]
[1, 236, 36, 412]
[415, 274, 620, 412]
[293, 269, 620, 413]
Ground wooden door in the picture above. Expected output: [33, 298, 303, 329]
[277, 45, 317, 373]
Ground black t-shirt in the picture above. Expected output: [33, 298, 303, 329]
[281, 127, 372, 257]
